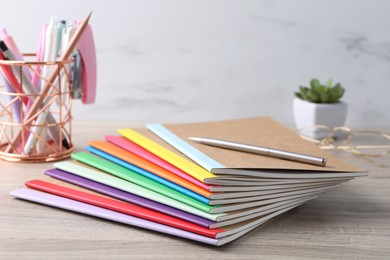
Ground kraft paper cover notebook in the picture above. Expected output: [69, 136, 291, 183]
[133, 117, 367, 180]
[105, 136, 351, 192]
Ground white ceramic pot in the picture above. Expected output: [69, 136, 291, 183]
[293, 97, 348, 138]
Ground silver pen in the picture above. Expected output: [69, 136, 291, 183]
[188, 137, 327, 167]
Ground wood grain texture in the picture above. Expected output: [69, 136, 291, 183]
[1, 121, 389, 260]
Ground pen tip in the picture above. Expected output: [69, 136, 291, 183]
[188, 137, 200, 142]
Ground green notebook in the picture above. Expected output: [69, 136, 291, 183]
[70, 152, 216, 213]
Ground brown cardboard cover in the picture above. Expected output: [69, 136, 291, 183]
[138, 117, 365, 173]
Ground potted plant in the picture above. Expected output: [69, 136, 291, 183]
[293, 78, 347, 138]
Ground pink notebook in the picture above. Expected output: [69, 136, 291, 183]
[105, 136, 211, 191]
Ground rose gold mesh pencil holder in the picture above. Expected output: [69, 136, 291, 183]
[0, 54, 75, 162]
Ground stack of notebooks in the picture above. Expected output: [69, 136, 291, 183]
[11, 117, 367, 246]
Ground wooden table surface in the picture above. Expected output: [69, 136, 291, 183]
[1, 121, 389, 260]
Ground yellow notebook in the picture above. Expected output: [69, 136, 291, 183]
[118, 128, 216, 182]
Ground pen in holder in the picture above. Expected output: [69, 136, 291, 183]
[0, 54, 75, 162]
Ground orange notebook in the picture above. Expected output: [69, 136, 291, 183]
[89, 141, 213, 199]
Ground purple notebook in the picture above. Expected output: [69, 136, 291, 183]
[45, 168, 213, 228]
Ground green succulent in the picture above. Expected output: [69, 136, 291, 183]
[295, 79, 345, 103]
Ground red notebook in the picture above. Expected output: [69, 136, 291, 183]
[25, 179, 224, 238]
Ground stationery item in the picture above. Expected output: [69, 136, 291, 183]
[208, 195, 315, 228]
[0, 52, 22, 123]
[24, 110, 48, 154]
[53, 20, 67, 106]
[70, 50, 82, 99]
[39, 16, 58, 90]
[0, 39, 38, 97]
[11, 188, 262, 246]
[141, 117, 367, 181]
[5, 12, 92, 153]
[26, 178, 309, 234]
[0, 28, 32, 127]
[72, 151, 333, 206]
[60, 23, 76, 97]
[0, 28, 23, 60]
[50, 161, 324, 223]
[70, 152, 214, 212]
[86, 145, 210, 204]
[24, 179, 224, 238]
[118, 128, 216, 182]
[88, 140, 211, 197]
[55, 159, 335, 213]
[0, 29, 70, 153]
[187, 137, 326, 167]
[119, 127, 357, 184]
[205, 176, 353, 189]
[60, 22, 78, 105]
[53, 160, 223, 220]
[105, 135, 210, 190]
[31, 24, 47, 87]
[45, 168, 214, 227]
[0, 42, 27, 104]
[24, 17, 71, 153]
[45, 168, 317, 228]
[55, 20, 66, 57]
[48, 162, 330, 222]
[87, 143, 344, 200]
[76, 24, 96, 104]
[0, 28, 31, 79]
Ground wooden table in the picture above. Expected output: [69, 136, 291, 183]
[1, 121, 389, 259]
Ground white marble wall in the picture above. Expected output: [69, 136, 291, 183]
[1, 0, 390, 127]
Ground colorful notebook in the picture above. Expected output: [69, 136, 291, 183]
[69, 152, 342, 206]
[118, 128, 215, 182]
[53, 160, 222, 220]
[87, 143, 341, 200]
[44, 168, 317, 228]
[45, 168, 213, 227]
[54, 160, 335, 214]
[24, 177, 310, 236]
[24, 179, 223, 238]
[105, 135, 210, 191]
[70, 152, 212, 210]
[10, 116, 368, 246]
[10, 188, 261, 246]
[87, 141, 211, 197]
